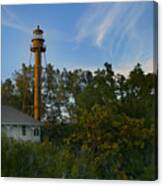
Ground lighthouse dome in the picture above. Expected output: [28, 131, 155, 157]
[33, 25, 43, 40]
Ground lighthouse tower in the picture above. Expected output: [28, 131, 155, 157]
[31, 25, 46, 121]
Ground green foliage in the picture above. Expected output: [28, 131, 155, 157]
[1, 63, 157, 180]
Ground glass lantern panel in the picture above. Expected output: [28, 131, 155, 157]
[33, 33, 43, 39]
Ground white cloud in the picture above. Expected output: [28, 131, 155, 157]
[114, 58, 154, 77]
[143, 58, 155, 74]
[1, 6, 72, 46]
[1, 6, 31, 34]
[76, 3, 118, 47]
[76, 3, 146, 49]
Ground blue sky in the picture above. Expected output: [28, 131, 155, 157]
[1, 1, 154, 80]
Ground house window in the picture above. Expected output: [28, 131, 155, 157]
[22, 126, 26, 136]
[34, 128, 39, 136]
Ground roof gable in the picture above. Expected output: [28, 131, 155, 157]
[1, 106, 44, 126]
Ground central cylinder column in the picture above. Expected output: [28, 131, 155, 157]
[31, 26, 46, 121]
[34, 50, 41, 121]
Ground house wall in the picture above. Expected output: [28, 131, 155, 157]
[2, 125, 41, 143]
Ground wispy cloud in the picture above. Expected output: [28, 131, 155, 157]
[114, 58, 154, 77]
[76, 3, 146, 48]
[143, 58, 155, 74]
[95, 4, 119, 47]
[76, 2, 153, 74]
[76, 3, 114, 47]
[1, 6, 72, 45]
[1, 6, 31, 34]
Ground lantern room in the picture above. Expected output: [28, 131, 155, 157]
[33, 25, 44, 40]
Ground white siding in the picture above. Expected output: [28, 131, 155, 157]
[2, 125, 41, 143]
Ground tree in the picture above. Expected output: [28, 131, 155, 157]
[1, 78, 15, 106]
[13, 63, 33, 115]
[1, 62, 157, 180]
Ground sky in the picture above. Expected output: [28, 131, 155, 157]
[1, 1, 155, 80]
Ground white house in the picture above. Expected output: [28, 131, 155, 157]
[1, 106, 44, 143]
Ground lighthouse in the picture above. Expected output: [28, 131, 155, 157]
[31, 25, 46, 121]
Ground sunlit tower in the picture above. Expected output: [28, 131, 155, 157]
[31, 25, 46, 121]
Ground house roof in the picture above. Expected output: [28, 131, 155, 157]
[1, 105, 44, 126]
